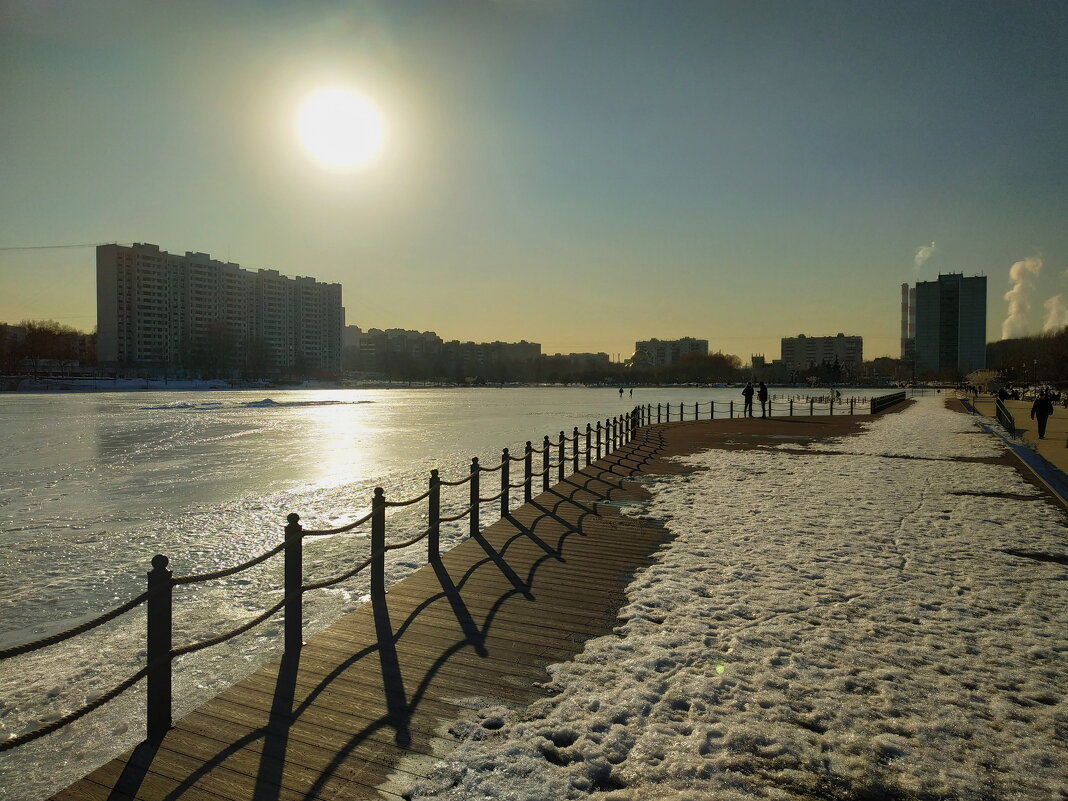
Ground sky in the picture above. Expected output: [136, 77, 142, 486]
[2, 0, 1067, 361]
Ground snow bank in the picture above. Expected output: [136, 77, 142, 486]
[407, 396, 1068, 800]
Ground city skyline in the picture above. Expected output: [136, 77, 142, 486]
[3, 2, 1067, 360]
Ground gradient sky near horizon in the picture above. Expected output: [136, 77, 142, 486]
[2, 0, 1067, 361]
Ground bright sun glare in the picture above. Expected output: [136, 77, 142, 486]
[295, 88, 384, 168]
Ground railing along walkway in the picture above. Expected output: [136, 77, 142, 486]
[49, 428, 673, 801]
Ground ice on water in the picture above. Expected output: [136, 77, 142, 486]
[409, 397, 1067, 800]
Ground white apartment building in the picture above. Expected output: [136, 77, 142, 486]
[97, 243, 343, 373]
[780, 333, 863, 374]
[632, 337, 709, 368]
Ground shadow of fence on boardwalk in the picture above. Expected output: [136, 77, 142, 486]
[109, 425, 673, 800]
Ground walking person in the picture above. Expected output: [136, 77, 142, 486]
[757, 381, 769, 418]
[1030, 390, 1054, 439]
[742, 381, 754, 418]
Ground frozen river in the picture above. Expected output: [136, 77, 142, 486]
[0, 385, 864, 800]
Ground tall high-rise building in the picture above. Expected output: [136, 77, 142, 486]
[97, 243, 344, 373]
[912, 273, 986, 376]
[900, 283, 916, 361]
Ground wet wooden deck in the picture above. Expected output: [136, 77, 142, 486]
[50, 414, 874, 801]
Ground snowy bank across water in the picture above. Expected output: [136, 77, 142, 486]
[407, 396, 1067, 801]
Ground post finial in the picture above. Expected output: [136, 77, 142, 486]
[151, 554, 170, 571]
[374, 486, 385, 499]
[431, 468, 439, 477]
[286, 513, 300, 525]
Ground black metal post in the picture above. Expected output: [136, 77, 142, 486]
[558, 432, 565, 482]
[572, 427, 580, 473]
[657, 403, 661, 423]
[596, 421, 602, 460]
[470, 458, 480, 537]
[585, 424, 592, 467]
[370, 488, 386, 603]
[284, 513, 303, 654]
[428, 470, 440, 560]
[146, 554, 173, 742]
[500, 448, 509, 519]
[524, 441, 533, 502]
[542, 436, 550, 491]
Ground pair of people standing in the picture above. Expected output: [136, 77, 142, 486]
[741, 381, 769, 418]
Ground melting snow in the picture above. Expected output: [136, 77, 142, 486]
[408, 396, 1067, 800]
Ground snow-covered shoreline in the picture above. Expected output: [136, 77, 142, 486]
[408, 396, 1068, 800]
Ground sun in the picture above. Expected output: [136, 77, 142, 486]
[295, 88, 384, 168]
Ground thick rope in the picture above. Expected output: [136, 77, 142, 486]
[384, 528, 432, 551]
[173, 545, 285, 585]
[439, 504, 477, 523]
[0, 667, 149, 751]
[302, 510, 374, 536]
[302, 557, 373, 593]
[171, 599, 287, 658]
[439, 474, 473, 487]
[384, 488, 433, 508]
[0, 592, 149, 660]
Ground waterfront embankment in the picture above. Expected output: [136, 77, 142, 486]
[16, 395, 1067, 801]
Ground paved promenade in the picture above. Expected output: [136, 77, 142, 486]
[965, 394, 1068, 505]
[48, 413, 877, 801]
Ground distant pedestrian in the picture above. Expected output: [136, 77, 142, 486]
[757, 382, 769, 418]
[742, 381, 754, 418]
[1030, 391, 1054, 439]
[629, 388, 633, 397]
[619, 386, 624, 398]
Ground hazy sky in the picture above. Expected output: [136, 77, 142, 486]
[2, 1, 1066, 360]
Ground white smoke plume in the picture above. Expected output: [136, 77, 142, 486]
[1043, 294, 1068, 331]
[913, 242, 936, 273]
[1001, 257, 1043, 339]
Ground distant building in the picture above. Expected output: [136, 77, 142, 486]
[900, 283, 916, 361]
[912, 273, 987, 375]
[780, 334, 863, 375]
[632, 337, 709, 368]
[97, 243, 344, 373]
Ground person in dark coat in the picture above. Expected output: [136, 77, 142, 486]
[1030, 391, 1055, 439]
[757, 381, 769, 418]
[742, 381, 754, 418]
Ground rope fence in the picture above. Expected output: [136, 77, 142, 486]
[0, 407, 642, 750]
[3, 391, 903, 752]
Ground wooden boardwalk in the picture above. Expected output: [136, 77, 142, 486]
[50, 414, 873, 801]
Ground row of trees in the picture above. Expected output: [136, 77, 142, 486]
[987, 326, 1068, 383]
[0, 320, 94, 376]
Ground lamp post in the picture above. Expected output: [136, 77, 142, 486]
[1033, 359, 1038, 388]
